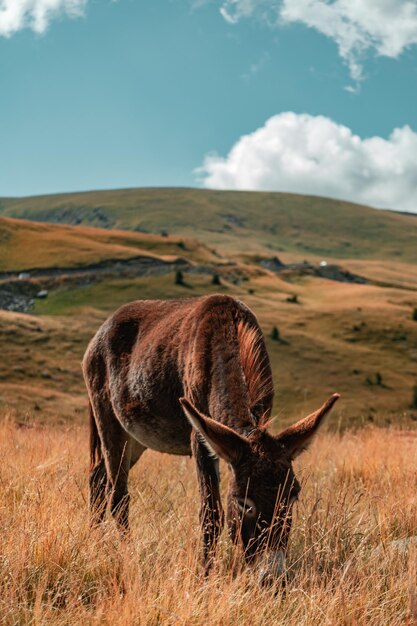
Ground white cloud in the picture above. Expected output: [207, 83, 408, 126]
[219, 0, 417, 81]
[220, 0, 260, 24]
[0, 0, 86, 37]
[197, 112, 417, 213]
[280, 0, 417, 82]
[220, 0, 281, 26]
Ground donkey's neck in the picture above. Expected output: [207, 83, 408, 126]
[206, 337, 255, 433]
[183, 303, 259, 433]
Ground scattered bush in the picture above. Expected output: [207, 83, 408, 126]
[270, 326, 280, 341]
[175, 270, 185, 285]
[412, 385, 417, 409]
[365, 372, 384, 386]
[412, 307, 417, 321]
[211, 274, 221, 286]
[286, 294, 299, 304]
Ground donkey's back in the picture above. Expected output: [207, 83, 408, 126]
[83, 294, 267, 457]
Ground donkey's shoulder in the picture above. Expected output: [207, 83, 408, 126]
[196, 294, 247, 316]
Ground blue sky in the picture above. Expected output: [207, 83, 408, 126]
[1, 0, 417, 212]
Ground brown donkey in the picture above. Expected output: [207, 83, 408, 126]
[83, 294, 339, 584]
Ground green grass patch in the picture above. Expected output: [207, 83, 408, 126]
[34, 273, 232, 316]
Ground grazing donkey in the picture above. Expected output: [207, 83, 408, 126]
[83, 294, 339, 583]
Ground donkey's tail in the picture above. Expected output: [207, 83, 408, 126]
[89, 401, 102, 471]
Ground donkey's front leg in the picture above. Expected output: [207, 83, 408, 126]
[192, 431, 224, 575]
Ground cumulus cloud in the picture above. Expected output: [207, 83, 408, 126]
[0, 0, 86, 37]
[219, 0, 417, 81]
[280, 0, 417, 81]
[197, 112, 417, 213]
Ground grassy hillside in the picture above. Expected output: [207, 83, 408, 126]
[0, 195, 416, 427]
[0, 216, 217, 272]
[1, 187, 417, 263]
[1, 264, 417, 426]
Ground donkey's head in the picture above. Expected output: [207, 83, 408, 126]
[180, 394, 339, 585]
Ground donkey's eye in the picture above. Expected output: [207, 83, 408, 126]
[236, 497, 257, 519]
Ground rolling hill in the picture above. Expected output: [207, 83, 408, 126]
[1, 187, 417, 263]
[0, 201, 416, 427]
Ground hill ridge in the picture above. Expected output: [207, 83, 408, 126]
[1, 187, 416, 264]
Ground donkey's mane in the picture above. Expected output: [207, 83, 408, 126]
[236, 319, 273, 423]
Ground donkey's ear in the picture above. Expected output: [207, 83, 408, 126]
[180, 397, 250, 465]
[276, 394, 340, 459]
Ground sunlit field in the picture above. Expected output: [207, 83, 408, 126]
[1, 418, 416, 625]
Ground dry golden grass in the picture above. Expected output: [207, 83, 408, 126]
[1, 419, 416, 625]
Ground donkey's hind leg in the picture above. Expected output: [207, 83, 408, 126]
[107, 435, 146, 534]
[106, 431, 146, 533]
[89, 458, 108, 526]
[91, 395, 146, 534]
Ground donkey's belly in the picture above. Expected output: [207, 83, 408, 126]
[110, 355, 192, 455]
[123, 412, 192, 456]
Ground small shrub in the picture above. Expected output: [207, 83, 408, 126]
[286, 294, 299, 304]
[248, 288, 255, 295]
[175, 270, 185, 285]
[365, 372, 384, 386]
[211, 274, 221, 286]
[270, 326, 280, 341]
[412, 307, 417, 321]
[412, 385, 417, 409]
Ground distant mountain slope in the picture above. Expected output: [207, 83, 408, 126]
[1, 188, 416, 263]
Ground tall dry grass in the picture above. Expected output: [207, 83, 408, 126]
[0, 419, 416, 625]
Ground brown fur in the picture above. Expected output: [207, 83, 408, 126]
[236, 319, 274, 422]
[83, 294, 339, 582]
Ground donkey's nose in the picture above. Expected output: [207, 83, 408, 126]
[257, 549, 286, 587]
[258, 570, 275, 588]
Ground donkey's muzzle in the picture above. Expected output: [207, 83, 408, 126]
[257, 549, 286, 587]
